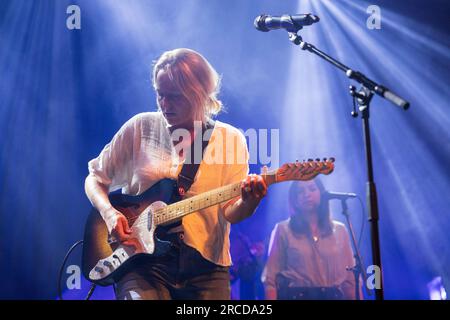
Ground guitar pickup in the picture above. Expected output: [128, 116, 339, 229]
[103, 260, 114, 269]
[94, 266, 104, 274]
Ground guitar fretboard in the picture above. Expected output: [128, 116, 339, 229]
[151, 159, 333, 226]
[153, 181, 242, 225]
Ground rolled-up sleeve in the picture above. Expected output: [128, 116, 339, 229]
[88, 117, 138, 192]
[261, 223, 286, 290]
[226, 128, 249, 182]
[221, 129, 249, 210]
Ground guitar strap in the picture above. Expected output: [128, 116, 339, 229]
[176, 117, 216, 197]
[164, 118, 215, 235]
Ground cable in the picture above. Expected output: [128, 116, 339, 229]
[85, 283, 97, 300]
[57, 240, 97, 300]
[355, 195, 375, 297]
[58, 240, 83, 300]
[355, 195, 366, 249]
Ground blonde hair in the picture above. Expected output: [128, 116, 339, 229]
[152, 48, 223, 119]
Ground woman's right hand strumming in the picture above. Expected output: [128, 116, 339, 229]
[85, 175, 140, 250]
[105, 208, 141, 249]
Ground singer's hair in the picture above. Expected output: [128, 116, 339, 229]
[152, 48, 223, 119]
[288, 178, 333, 237]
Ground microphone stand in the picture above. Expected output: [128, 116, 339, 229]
[286, 31, 410, 300]
[340, 198, 368, 300]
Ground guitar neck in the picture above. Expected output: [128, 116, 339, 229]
[153, 182, 237, 225]
[154, 174, 277, 226]
[153, 158, 334, 226]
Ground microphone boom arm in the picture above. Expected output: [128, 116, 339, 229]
[287, 33, 410, 110]
[280, 26, 411, 300]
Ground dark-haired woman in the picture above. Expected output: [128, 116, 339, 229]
[261, 179, 360, 300]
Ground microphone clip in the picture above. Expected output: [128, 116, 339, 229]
[349, 84, 374, 117]
[288, 32, 303, 45]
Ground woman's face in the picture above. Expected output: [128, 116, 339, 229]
[155, 69, 197, 127]
[295, 180, 321, 213]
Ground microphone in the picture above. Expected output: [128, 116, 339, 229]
[324, 191, 357, 200]
[254, 14, 320, 32]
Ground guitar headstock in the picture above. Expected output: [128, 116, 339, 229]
[263, 158, 335, 185]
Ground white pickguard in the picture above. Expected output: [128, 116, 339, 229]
[88, 201, 167, 282]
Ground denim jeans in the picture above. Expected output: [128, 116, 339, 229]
[114, 232, 230, 300]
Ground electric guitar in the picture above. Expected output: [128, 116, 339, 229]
[82, 158, 335, 285]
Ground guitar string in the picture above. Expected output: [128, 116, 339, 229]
[127, 185, 241, 228]
[113, 162, 333, 229]
[125, 176, 331, 228]
[117, 164, 333, 229]
[123, 186, 237, 226]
